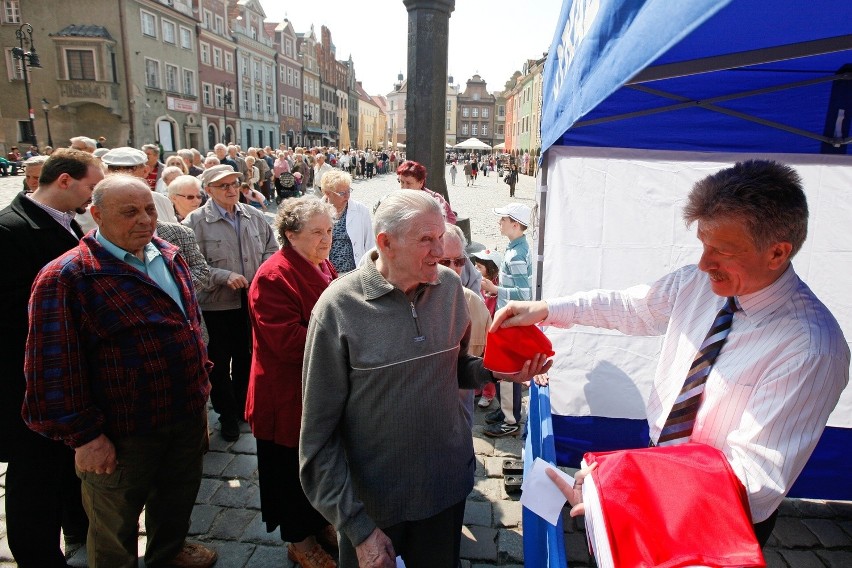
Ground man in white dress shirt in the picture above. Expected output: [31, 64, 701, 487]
[494, 159, 850, 546]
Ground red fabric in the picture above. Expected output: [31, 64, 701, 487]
[584, 443, 765, 568]
[246, 247, 337, 447]
[483, 325, 554, 374]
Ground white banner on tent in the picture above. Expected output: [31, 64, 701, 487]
[540, 145, 852, 428]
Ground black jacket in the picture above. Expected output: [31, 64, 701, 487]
[0, 192, 82, 460]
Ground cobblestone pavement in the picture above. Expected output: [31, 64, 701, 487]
[1, 167, 851, 567]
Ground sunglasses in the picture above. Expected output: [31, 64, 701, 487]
[438, 257, 467, 268]
[175, 194, 201, 200]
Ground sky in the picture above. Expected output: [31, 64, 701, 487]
[260, 0, 564, 97]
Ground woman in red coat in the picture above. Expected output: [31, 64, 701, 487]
[246, 197, 338, 568]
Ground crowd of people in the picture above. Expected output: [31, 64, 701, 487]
[0, 135, 847, 568]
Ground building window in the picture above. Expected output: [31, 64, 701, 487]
[241, 55, 248, 76]
[141, 10, 157, 38]
[446, 98, 451, 111]
[18, 120, 33, 142]
[281, 96, 287, 115]
[66, 49, 96, 81]
[255, 93, 261, 112]
[203, 9, 212, 29]
[285, 39, 293, 57]
[258, 129, 264, 147]
[214, 15, 224, 35]
[497, 124, 504, 135]
[253, 61, 260, 81]
[145, 58, 160, 88]
[472, 123, 478, 136]
[295, 100, 301, 119]
[265, 64, 273, 84]
[472, 107, 479, 118]
[202, 83, 212, 107]
[183, 69, 195, 96]
[4, 0, 20, 24]
[482, 108, 489, 118]
[266, 95, 272, 115]
[5, 48, 23, 80]
[446, 118, 450, 130]
[162, 20, 176, 44]
[225, 53, 233, 72]
[165, 63, 178, 92]
[498, 105, 505, 118]
[462, 107, 469, 118]
[246, 128, 252, 147]
[482, 124, 488, 136]
[243, 90, 249, 111]
[179, 26, 192, 50]
[213, 47, 222, 69]
[214, 85, 223, 108]
[200, 42, 210, 65]
[288, 97, 294, 117]
[287, 67, 293, 86]
[462, 123, 468, 135]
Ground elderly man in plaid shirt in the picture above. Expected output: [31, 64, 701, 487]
[23, 175, 217, 568]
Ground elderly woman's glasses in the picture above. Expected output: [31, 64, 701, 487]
[438, 257, 467, 268]
[331, 188, 352, 197]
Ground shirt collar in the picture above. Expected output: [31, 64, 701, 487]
[507, 235, 527, 249]
[735, 263, 798, 320]
[95, 229, 159, 265]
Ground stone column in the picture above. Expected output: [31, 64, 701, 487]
[402, 0, 454, 204]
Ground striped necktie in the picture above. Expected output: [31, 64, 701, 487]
[657, 297, 739, 446]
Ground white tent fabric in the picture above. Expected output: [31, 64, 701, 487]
[453, 137, 492, 150]
[541, 146, 852, 430]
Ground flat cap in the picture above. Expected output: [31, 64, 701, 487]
[102, 146, 147, 167]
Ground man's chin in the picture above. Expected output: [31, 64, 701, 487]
[74, 206, 88, 215]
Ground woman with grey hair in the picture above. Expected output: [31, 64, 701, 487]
[321, 169, 373, 274]
[245, 197, 338, 568]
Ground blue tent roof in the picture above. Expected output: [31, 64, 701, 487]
[541, 0, 852, 155]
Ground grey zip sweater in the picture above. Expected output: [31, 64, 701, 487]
[299, 258, 493, 547]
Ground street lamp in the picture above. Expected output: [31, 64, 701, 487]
[41, 98, 53, 147]
[221, 81, 232, 144]
[11, 23, 42, 146]
[303, 109, 313, 148]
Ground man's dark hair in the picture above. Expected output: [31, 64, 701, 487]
[39, 148, 98, 185]
[683, 159, 808, 257]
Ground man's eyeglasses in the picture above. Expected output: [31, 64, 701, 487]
[438, 257, 467, 268]
[175, 194, 201, 200]
[330, 188, 352, 197]
[208, 181, 239, 190]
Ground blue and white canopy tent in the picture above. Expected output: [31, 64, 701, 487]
[526, 1, 852, 565]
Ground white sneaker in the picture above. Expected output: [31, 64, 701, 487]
[477, 396, 493, 408]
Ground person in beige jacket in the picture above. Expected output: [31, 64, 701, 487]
[182, 165, 278, 441]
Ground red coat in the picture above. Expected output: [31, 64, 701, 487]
[246, 246, 337, 447]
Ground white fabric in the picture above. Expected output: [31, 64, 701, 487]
[538, 146, 852, 433]
[343, 199, 375, 265]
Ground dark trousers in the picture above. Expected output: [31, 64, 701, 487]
[78, 413, 207, 568]
[338, 499, 466, 568]
[204, 299, 252, 421]
[5, 431, 88, 567]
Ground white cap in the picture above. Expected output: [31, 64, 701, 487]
[470, 249, 503, 266]
[493, 203, 531, 226]
[101, 147, 147, 167]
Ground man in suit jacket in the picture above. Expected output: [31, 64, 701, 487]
[0, 148, 103, 566]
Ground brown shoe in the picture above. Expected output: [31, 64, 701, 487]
[287, 542, 336, 568]
[168, 542, 218, 568]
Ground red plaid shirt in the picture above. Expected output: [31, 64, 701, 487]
[23, 234, 212, 448]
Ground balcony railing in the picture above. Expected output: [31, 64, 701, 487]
[58, 80, 121, 114]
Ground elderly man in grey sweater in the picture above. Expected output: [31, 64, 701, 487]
[300, 191, 551, 568]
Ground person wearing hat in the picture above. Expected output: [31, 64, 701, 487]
[101, 147, 177, 224]
[481, 203, 533, 437]
[182, 165, 278, 442]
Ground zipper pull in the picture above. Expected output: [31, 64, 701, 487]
[411, 302, 425, 342]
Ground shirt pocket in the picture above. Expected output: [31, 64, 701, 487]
[202, 239, 229, 268]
